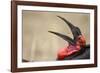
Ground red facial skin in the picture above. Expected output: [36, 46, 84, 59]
[57, 35, 86, 60]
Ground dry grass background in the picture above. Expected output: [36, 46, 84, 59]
[22, 10, 90, 61]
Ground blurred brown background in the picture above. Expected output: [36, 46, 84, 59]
[22, 10, 90, 62]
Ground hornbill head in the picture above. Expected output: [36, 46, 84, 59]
[48, 16, 86, 47]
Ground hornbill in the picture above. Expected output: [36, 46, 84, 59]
[48, 16, 90, 60]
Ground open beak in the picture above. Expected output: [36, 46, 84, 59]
[57, 16, 82, 41]
[49, 16, 87, 47]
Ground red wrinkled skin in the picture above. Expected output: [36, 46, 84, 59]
[57, 45, 80, 60]
[57, 35, 86, 60]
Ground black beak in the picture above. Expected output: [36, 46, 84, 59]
[48, 16, 83, 44]
[57, 16, 82, 40]
[48, 31, 75, 45]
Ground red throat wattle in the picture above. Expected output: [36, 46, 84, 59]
[57, 35, 86, 60]
[57, 45, 81, 60]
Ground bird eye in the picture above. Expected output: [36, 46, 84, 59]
[78, 37, 81, 39]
